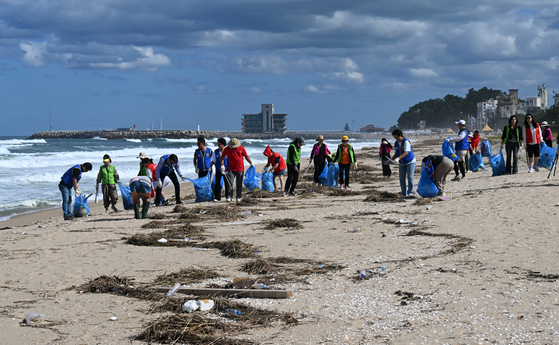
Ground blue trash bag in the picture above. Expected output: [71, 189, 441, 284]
[537, 143, 557, 170]
[326, 163, 339, 188]
[261, 171, 274, 191]
[184, 174, 213, 202]
[211, 175, 224, 197]
[118, 182, 133, 210]
[72, 194, 91, 216]
[469, 153, 485, 172]
[480, 140, 492, 158]
[442, 138, 458, 162]
[243, 166, 262, 192]
[416, 162, 439, 198]
[490, 148, 506, 176]
[318, 164, 329, 185]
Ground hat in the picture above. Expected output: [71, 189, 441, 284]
[297, 136, 305, 144]
[341, 135, 349, 141]
[455, 120, 466, 125]
[316, 135, 324, 141]
[137, 152, 149, 159]
[541, 121, 549, 127]
[381, 139, 389, 144]
[103, 154, 111, 163]
[228, 138, 241, 148]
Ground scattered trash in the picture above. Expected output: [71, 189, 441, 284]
[184, 237, 189, 242]
[236, 210, 252, 216]
[348, 227, 362, 233]
[269, 278, 276, 281]
[198, 299, 214, 311]
[166, 283, 181, 297]
[360, 269, 367, 278]
[225, 308, 241, 315]
[251, 283, 267, 289]
[109, 316, 117, 321]
[316, 265, 325, 269]
[157, 238, 168, 243]
[182, 300, 199, 313]
[24, 310, 45, 324]
[381, 263, 388, 271]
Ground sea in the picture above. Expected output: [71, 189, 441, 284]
[0, 135, 384, 222]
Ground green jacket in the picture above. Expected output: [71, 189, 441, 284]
[334, 144, 355, 163]
[286, 142, 301, 165]
[97, 165, 118, 185]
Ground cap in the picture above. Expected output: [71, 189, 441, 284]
[541, 121, 549, 127]
[297, 137, 305, 144]
[342, 135, 349, 141]
[455, 120, 466, 125]
[316, 135, 324, 141]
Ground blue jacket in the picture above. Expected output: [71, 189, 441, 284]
[156, 155, 183, 180]
[395, 138, 415, 165]
[455, 129, 469, 151]
[214, 149, 228, 172]
[61, 165, 81, 188]
[195, 147, 212, 171]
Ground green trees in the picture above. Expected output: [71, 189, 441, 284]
[397, 87, 502, 129]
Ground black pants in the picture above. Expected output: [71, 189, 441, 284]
[214, 171, 229, 200]
[155, 171, 180, 204]
[453, 161, 466, 177]
[313, 157, 326, 184]
[545, 139, 553, 148]
[227, 170, 244, 199]
[339, 163, 351, 187]
[505, 142, 519, 174]
[198, 170, 210, 178]
[285, 164, 300, 193]
[382, 161, 391, 177]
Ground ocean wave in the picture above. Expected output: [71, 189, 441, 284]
[126, 139, 142, 143]
[0, 198, 58, 210]
[92, 136, 107, 140]
[0, 139, 47, 145]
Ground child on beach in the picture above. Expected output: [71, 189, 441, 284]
[96, 154, 120, 214]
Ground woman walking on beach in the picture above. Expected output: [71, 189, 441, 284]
[379, 138, 392, 177]
[422, 155, 453, 200]
[95, 154, 120, 214]
[541, 121, 553, 147]
[220, 138, 254, 202]
[523, 113, 542, 173]
[310, 135, 331, 185]
[283, 137, 305, 196]
[501, 115, 523, 175]
[392, 129, 416, 196]
[333, 135, 355, 189]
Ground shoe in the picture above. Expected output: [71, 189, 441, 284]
[461, 176, 466, 180]
[226, 197, 232, 202]
[162, 199, 170, 205]
[451, 175, 461, 181]
[282, 191, 287, 197]
[213, 199, 218, 202]
[176, 201, 183, 205]
[111, 205, 118, 213]
[63, 214, 73, 220]
[529, 168, 534, 173]
[236, 197, 242, 203]
[534, 166, 539, 172]
[104, 209, 109, 214]
[133, 204, 141, 219]
[141, 202, 151, 219]
[345, 185, 350, 189]
[289, 191, 298, 196]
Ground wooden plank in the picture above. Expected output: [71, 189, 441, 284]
[152, 287, 293, 299]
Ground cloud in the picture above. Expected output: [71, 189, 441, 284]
[304, 85, 319, 92]
[193, 85, 207, 94]
[157, 75, 190, 86]
[90, 47, 171, 71]
[20, 41, 47, 66]
[248, 87, 261, 93]
[409, 68, 438, 77]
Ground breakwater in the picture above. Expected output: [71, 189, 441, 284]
[27, 130, 379, 140]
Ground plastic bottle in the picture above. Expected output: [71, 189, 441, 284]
[225, 308, 241, 315]
[166, 283, 181, 296]
[348, 227, 362, 233]
[381, 263, 388, 271]
[252, 283, 267, 289]
[359, 270, 366, 277]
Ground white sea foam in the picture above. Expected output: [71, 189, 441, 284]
[126, 139, 142, 143]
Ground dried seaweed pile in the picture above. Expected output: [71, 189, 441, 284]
[128, 223, 205, 247]
[141, 219, 179, 229]
[327, 188, 364, 196]
[151, 268, 221, 287]
[265, 218, 302, 230]
[200, 239, 258, 258]
[75, 275, 157, 300]
[248, 190, 278, 199]
[364, 191, 402, 203]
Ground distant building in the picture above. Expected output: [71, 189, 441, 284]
[553, 91, 559, 113]
[525, 84, 548, 114]
[360, 124, 385, 133]
[242, 104, 287, 134]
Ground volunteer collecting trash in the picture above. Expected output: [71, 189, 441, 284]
[523, 113, 543, 173]
[283, 137, 305, 196]
[263, 145, 287, 191]
[155, 154, 186, 205]
[392, 129, 416, 196]
[220, 138, 254, 202]
[379, 138, 392, 177]
[541, 121, 553, 148]
[421, 155, 454, 200]
[95, 154, 119, 214]
[309, 135, 331, 185]
[193, 137, 213, 178]
[59, 163, 92, 220]
[332, 135, 356, 189]
[501, 115, 523, 175]
[450, 120, 469, 181]
[129, 175, 153, 219]
[212, 138, 229, 201]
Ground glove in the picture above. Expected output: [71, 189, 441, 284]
[394, 157, 400, 164]
[157, 180, 162, 188]
[195, 167, 199, 174]
[264, 167, 268, 171]
[294, 166, 299, 172]
[221, 165, 225, 173]
[180, 175, 186, 181]
[354, 162, 358, 169]
[75, 188, 82, 196]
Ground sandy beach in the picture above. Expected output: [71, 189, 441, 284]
[1, 138, 559, 344]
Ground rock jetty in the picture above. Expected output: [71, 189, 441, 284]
[27, 130, 377, 140]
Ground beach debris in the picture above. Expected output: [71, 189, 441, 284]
[152, 268, 221, 287]
[364, 191, 402, 203]
[199, 239, 258, 258]
[152, 286, 293, 299]
[222, 220, 263, 226]
[236, 210, 252, 216]
[24, 310, 46, 324]
[198, 299, 214, 311]
[241, 258, 276, 274]
[182, 300, 199, 313]
[265, 218, 302, 230]
[348, 227, 362, 233]
[157, 238, 168, 243]
[166, 283, 181, 296]
[109, 316, 117, 321]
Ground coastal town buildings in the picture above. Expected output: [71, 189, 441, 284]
[359, 124, 385, 133]
[242, 104, 288, 134]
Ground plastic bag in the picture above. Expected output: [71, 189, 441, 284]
[318, 164, 329, 185]
[185, 174, 213, 202]
[469, 153, 485, 172]
[537, 143, 557, 170]
[72, 194, 91, 216]
[326, 163, 339, 188]
[118, 182, 133, 210]
[416, 163, 439, 198]
[490, 148, 506, 176]
[243, 166, 262, 192]
[480, 140, 492, 158]
[261, 171, 274, 191]
[211, 175, 224, 197]
[442, 138, 458, 161]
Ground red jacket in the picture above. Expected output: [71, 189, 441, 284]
[263, 145, 286, 173]
[524, 123, 542, 145]
[222, 146, 248, 172]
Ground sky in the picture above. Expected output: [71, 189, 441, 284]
[1, 0, 559, 136]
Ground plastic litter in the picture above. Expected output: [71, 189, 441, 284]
[182, 300, 199, 313]
[225, 308, 241, 315]
[348, 227, 362, 233]
[251, 283, 267, 289]
[158, 238, 168, 243]
[236, 210, 252, 216]
[24, 310, 46, 324]
[184, 237, 189, 242]
[381, 263, 388, 271]
[109, 316, 117, 321]
[166, 283, 181, 296]
[197, 299, 214, 311]
[359, 269, 366, 278]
